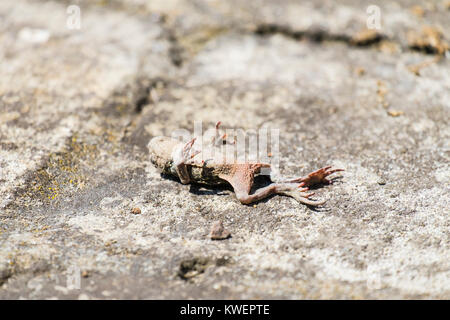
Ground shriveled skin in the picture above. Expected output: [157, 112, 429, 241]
[149, 135, 245, 185]
[148, 122, 343, 206]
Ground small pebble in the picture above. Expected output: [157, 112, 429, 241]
[210, 220, 231, 240]
[131, 207, 141, 215]
[387, 110, 403, 117]
[355, 67, 365, 76]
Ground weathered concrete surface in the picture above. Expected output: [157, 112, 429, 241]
[0, 0, 449, 299]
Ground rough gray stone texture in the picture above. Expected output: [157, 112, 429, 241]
[0, 0, 449, 299]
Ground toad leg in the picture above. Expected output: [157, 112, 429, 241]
[220, 164, 325, 206]
[171, 138, 200, 184]
[211, 121, 235, 146]
[236, 183, 322, 206]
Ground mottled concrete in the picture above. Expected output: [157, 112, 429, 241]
[0, 0, 449, 299]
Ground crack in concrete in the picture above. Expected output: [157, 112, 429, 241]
[253, 23, 448, 56]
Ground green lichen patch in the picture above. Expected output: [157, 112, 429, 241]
[7, 135, 99, 209]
